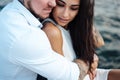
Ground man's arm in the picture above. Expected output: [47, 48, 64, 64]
[9, 27, 88, 80]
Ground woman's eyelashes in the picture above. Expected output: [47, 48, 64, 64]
[70, 6, 79, 11]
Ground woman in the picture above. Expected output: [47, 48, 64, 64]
[41, 0, 120, 80]
[43, 0, 99, 77]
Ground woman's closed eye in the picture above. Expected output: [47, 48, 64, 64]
[71, 6, 79, 11]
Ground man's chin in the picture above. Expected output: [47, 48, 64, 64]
[40, 15, 49, 19]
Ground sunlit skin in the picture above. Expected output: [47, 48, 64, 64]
[52, 0, 80, 28]
[24, 0, 56, 19]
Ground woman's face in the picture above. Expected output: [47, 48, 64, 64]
[52, 0, 80, 28]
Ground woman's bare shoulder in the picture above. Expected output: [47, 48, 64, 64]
[42, 22, 62, 37]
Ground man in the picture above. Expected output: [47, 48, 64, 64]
[0, 0, 88, 80]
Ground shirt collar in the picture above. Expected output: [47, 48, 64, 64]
[13, 0, 43, 28]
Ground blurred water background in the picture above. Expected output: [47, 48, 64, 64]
[0, 0, 120, 69]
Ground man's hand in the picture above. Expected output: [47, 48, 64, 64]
[74, 59, 89, 80]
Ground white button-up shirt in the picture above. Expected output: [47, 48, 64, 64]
[0, 0, 79, 80]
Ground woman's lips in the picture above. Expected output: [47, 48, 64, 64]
[58, 17, 69, 23]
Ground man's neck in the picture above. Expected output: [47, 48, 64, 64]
[18, 0, 43, 22]
[18, 0, 24, 4]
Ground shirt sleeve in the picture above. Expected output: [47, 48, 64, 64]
[9, 27, 80, 80]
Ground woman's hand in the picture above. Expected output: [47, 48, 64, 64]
[88, 54, 99, 80]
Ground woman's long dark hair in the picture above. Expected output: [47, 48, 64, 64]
[68, 0, 95, 71]
[50, 0, 95, 72]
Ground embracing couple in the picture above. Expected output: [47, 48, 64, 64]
[0, 0, 120, 80]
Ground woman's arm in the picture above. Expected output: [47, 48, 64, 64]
[42, 22, 64, 56]
[93, 26, 105, 48]
[108, 69, 120, 80]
